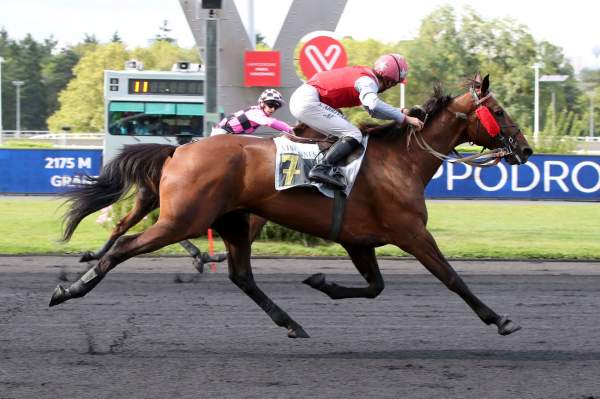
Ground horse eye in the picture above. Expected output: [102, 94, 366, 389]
[494, 110, 504, 117]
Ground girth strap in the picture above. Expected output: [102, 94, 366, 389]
[329, 190, 347, 241]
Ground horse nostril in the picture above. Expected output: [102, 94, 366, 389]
[521, 146, 533, 161]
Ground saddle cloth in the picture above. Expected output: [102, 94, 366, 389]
[273, 135, 369, 198]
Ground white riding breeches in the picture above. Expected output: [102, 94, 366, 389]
[210, 127, 229, 136]
[289, 84, 363, 143]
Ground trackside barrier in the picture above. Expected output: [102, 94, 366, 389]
[426, 154, 599, 201]
[0, 149, 598, 200]
[0, 149, 102, 194]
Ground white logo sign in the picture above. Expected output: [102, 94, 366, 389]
[304, 44, 343, 73]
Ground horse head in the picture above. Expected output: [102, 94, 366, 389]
[453, 73, 533, 165]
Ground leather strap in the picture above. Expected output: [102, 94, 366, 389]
[329, 189, 347, 241]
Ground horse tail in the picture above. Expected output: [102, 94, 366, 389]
[61, 143, 177, 241]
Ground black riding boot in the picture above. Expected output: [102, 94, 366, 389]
[308, 136, 360, 190]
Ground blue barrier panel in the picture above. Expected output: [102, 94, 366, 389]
[425, 154, 600, 201]
[1, 149, 598, 200]
[0, 149, 102, 194]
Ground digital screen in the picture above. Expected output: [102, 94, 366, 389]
[128, 79, 204, 96]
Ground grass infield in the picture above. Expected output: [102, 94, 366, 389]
[0, 197, 598, 260]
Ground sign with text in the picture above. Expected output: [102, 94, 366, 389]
[425, 154, 600, 201]
[0, 149, 102, 194]
[244, 51, 281, 87]
[299, 34, 347, 80]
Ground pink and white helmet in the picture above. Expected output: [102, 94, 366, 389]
[258, 89, 285, 107]
[373, 54, 408, 83]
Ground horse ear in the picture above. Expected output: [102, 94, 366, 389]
[481, 74, 490, 94]
[474, 72, 482, 84]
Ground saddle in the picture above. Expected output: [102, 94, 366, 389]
[284, 124, 365, 165]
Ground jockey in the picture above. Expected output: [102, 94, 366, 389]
[289, 53, 424, 190]
[211, 89, 294, 136]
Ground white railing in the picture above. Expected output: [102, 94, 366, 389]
[575, 136, 600, 143]
[0, 130, 104, 148]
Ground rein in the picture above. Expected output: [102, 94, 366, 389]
[406, 92, 511, 168]
[282, 132, 336, 144]
[406, 126, 507, 167]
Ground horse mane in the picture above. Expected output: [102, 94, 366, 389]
[362, 83, 453, 139]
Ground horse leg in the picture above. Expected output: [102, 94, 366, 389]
[401, 228, 521, 336]
[214, 212, 309, 338]
[50, 218, 192, 307]
[178, 239, 227, 274]
[248, 215, 267, 242]
[180, 214, 264, 275]
[80, 187, 157, 262]
[303, 245, 384, 299]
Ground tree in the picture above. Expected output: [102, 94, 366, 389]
[0, 33, 53, 131]
[43, 46, 80, 118]
[83, 34, 98, 45]
[110, 31, 123, 43]
[130, 40, 200, 70]
[0, 29, 14, 131]
[48, 42, 129, 132]
[17, 35, 51, 130]
[154, 20, 175, 43]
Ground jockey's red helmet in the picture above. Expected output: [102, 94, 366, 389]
[373, 54, 408, 84]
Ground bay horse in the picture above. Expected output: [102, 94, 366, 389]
[75, 186, 228, 273]
[51, 74, 532, 338]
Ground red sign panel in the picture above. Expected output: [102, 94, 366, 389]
[244, 51, 281, 87]
[299, 35, 348, 80]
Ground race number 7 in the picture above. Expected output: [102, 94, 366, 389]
[280, 154, 301, 186]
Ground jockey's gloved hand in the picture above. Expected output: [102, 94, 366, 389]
[406, 116, 424, 131]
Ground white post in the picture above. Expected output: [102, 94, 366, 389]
[400, 83, 405, 109]
[533, 63, 541, 142]
[248, 0, 256, 49]
[0, 57, 4, 146]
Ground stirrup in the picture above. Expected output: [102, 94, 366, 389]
[308, 167, 346, 190]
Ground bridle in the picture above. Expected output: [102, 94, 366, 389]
[407, 87, 517, 168]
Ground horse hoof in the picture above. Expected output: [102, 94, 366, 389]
[49, 285, 69, 307]
[497, 315, 522, 336]
[287, 326, 310, 339]
[79, 251, 96, 263]
[192, 258, 204, 274]
[201, 252, 228, 264]
[302, 273, 326, 289]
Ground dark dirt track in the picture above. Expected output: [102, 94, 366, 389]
[1, 256, 600, 399]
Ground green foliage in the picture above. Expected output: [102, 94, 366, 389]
[130, 40, 200, 71]
[110, 31, 123, 43]
[154, 20, 176, 44]
[0, 31, 54, 130]
[47, 42, 129, 132]
[43, 47, 80, 117]
[1, 7, 597, 147]
[257, 222, 327, 246]
[97, 194, 159, 233]
[102, 195, 324, 247]
[339, 6, 589, 141]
